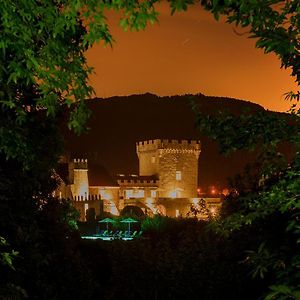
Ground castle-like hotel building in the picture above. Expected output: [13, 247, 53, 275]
[57, 139, 221, 220]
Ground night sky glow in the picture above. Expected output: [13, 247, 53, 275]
[86, 2, 297, 112]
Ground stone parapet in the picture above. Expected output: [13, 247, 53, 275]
[137, 139, 200, 152]
[73, 158, 88, 170]
[117, 179, 158, 185]
[73, 194, 101, 201]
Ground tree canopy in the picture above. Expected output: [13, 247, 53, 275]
[1, 0, 300, 299]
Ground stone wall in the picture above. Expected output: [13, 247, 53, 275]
[136, 140, 160, 176]
[54, 181, 73, 199]
[89, 186, 120, 215]
[137, 139, 201, 198]
[73, 200, 103, 221]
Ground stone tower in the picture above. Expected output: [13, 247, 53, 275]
[71, 158, 89, 201]
[136, 139, 201, 198]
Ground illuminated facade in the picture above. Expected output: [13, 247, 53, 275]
[137, 139, 200, 198]
[71, 159, 89, 201]
[57, 139, 221, 220]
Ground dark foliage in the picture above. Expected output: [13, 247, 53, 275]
[0, 112, 104, 299]
[80, 217, 269, 300]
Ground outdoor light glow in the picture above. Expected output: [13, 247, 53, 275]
[100, 190, 112, 200]
[84, 203, 89, 221]
[211, 187, 216, 195]
[191, 198, 199, 205]
[170, 190, 177, 198]
[108, 201, 119, 215]
[210, 207, 217, 217]
[157, 204, 167, 216]
[222, 188, 229, 196]
[145, 197, 158, 214]
[145, 197, 154, 205]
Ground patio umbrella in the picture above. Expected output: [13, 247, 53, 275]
[120, 217, 138, 232]
[99, 217, 115, 231]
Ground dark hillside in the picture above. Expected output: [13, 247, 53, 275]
[63, 93, 269, 189]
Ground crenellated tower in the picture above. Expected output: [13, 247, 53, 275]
[136, 139, 201, 198]
[71, 158, 89, 201]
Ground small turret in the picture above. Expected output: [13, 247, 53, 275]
[71, 158, 89, 201]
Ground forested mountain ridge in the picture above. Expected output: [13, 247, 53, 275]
[63, 93, 283, 189]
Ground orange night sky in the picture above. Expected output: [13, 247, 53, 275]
[86, 3, 298, 112]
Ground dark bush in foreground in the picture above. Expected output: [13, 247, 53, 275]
[79, 217, 269, 300]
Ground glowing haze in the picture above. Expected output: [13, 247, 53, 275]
[86, 3, 297, 112]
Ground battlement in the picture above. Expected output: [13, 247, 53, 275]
[73, 194, 101, 201]
[136, 139, 201, 153]
[73, 158, 88, 170]
[117, 178, 158, 185]
[116, 174, 158, 186]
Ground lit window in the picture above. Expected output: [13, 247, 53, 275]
[125, 190, 133, 199]
[170, 190, 180, 198]
[151, 156, 156, 163]
[151, 190, 157, 198]
[175, 209, 180, 217]
[135, 189, 145, 198]
[176, 171, 182, 181]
